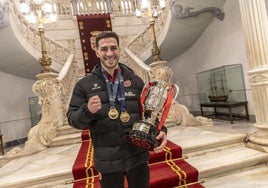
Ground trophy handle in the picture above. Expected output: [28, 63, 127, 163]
[172, 84, 179, 103]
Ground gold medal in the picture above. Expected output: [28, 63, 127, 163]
[108, 108, 119, 120]
[120, 111, 130, 123]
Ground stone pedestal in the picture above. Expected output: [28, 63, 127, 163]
[6, 72, 64, 158]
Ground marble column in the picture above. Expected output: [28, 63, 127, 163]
[239, 0, 268, 152]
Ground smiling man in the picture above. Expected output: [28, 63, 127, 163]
[67, 31, 167, 188]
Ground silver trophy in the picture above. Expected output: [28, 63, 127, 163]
[125, 80, 179, 151]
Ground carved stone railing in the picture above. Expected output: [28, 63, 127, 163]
[53, 0, 136, 17]
[6, 54, 78, 158]
[10, 0, 70, 70]
[126, 2, 169, 60]
[123, 47, 150, 83]
[75, 0, 136, 16]
[57, 54, 79, 126]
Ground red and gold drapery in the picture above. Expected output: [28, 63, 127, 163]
[77, 14, 112, 75]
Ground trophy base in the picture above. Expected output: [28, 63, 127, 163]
[125, 120, 159, 151]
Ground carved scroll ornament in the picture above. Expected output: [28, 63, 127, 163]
[170, 0, 225, 21]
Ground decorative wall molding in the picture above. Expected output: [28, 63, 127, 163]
[170, 0, 225, 21]
[248, 68, 268, 85]
[0, 2, 9, 28]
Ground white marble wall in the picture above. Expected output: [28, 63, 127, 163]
[169, 0, 253, 115]
[0, 118, 32, 144]
[0, 71, 35, 145]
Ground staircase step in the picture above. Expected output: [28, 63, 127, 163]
[57, 125, 81, 136]
[51, 132, 82, 146]
[186, 144, 268, 179]
[0, 143, 81, 188]
[167, 126, 268, 185]
[203, 164, 268, 187]
[168, 126, 247, 155]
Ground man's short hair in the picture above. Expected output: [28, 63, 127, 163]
[95, 31, 120, 48]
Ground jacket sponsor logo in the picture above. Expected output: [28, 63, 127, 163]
[125, 91, 135, 97]
[92, 83, 101, 90]
[124, 80, 131, 87]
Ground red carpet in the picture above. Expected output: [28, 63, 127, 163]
[72, 130, 204, 188]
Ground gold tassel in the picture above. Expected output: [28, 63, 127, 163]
[174, 179, 206, 188]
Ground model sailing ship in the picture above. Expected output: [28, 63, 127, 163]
[208, 73, 231, 102]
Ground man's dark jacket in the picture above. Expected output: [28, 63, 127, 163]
[67, 63, 150, 173]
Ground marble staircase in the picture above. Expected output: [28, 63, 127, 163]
[50, 125, 81, 147]
[1, 123, 268, 188]
[167, 126, 268, 182]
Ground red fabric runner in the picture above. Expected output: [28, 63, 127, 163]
[76, 14, 112, 75]
[72, 130, 204, 188]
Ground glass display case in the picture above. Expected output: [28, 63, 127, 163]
[196, 64, 247, 103]
[28, 96, 41, 127]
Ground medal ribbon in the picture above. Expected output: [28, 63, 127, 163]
[101, 67, 127, 113]
[101, 67, 119, 110]
[117, 69, 127, 113]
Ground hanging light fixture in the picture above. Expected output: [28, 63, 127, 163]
[19, 0, 57, 73]
[135, 0, 166, 62]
